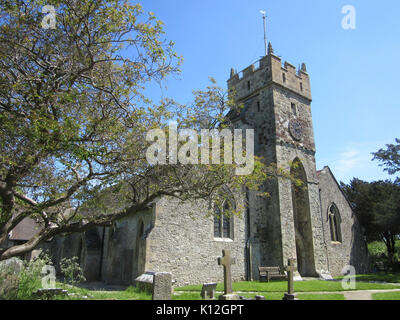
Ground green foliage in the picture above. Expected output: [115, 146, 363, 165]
[341, 179, 400, 264]
[372, 291, 400, 300]
[368, 240, 400, 271]
[60, 257, 85, 287]
[16, 253, 53, 300]
[0, 0, 283, 261]
[0, 0, 297, 263]
[373, 138, 400, 181]
[369, 241, 390, 257]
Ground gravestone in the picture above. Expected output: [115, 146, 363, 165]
[217, 249, 239, 300]
[318, 270, 334, 281]
[135, 271, 156, 293]
[0, 257, 23, 300]
[283, 258, 298, 301]
[33, 288, 68, 300]
[239, 295, 266, 300]
[152, 272, 172, 300]
[293, 272, 303, 281]
[201, 282, 217, 300]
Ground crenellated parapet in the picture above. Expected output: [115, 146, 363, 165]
[228, 45, 311, 102]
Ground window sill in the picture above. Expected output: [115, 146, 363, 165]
[214, 237, 234, 242]
[331, 241, 342, 245]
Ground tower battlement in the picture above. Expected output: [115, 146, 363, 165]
[228, 48, 311, 102]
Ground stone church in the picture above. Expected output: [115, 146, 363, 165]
[18, 44, 369, 287]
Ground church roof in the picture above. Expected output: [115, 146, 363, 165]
[317, 166, 354, 211]
[9, 217, 42, 241]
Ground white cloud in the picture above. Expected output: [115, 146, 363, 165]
[336, 148, 364, 176]
[324, 142, 392, 183]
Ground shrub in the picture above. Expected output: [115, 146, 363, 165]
[17, 252, 53, 300]
[368, 240, 400, 272]
[60, 257, 86, 287]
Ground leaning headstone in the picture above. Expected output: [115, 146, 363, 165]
[217, 249, 239, 300]
[33, 288, 68, 300]
[152, 272, 172, 300]
[318, 270, 334, 281]
[293, 271, 303, 282]
[282, 258, 298, 301]
[201, 282, 217, 300]
[0, 257, 23, 300]
[135, 271, 156, 293]
[255, 295, 266, 300]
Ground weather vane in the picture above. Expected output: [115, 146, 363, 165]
[260, 10, 267, 56]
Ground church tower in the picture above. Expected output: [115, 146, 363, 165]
[228, 44, 328, 277]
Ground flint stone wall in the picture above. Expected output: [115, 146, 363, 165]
[317, 167, 369, 275]
[145, 197, 247, 287]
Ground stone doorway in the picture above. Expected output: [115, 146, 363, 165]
[291, 158, 316, 276]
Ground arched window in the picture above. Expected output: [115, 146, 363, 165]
[328, 204, 342, 243]
[213, 200, 234, 240]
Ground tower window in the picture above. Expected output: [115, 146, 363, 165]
[291, 103, 297, 116]
[257, 101, 260, 112]
[282, 73, 286, 83]
[300, 82, 303, 91]
[247, 81, 251, 90]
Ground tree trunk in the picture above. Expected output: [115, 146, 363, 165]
[383, 233, 396, 264]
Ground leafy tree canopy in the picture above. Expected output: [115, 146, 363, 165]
[341, 179, 400, 262]
[373, 138, 400, 183]
[0, 0, 289, 260]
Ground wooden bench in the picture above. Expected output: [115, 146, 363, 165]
[375, 261, 386, 272]
[374, 261, 392, 272]
[258, 266, 287, 282]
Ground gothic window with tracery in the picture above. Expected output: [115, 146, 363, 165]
[328, 204, 342, 243]
[214, 200, 234, 240]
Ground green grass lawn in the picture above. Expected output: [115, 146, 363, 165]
[172, 291, 345, 300]
[47, 283, 152, 300]
[175, 279, 400, 293]
[372, 291, 400, 300]
[30, 274, 400, 300]
[89, 287, 152, 300]
[297, 293, 345, 300]
[334, 272, 400, 283]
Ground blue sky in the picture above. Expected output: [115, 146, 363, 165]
[140, 0, 400, 184]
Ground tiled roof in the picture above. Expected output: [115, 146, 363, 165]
[9, 217, 42, 241]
